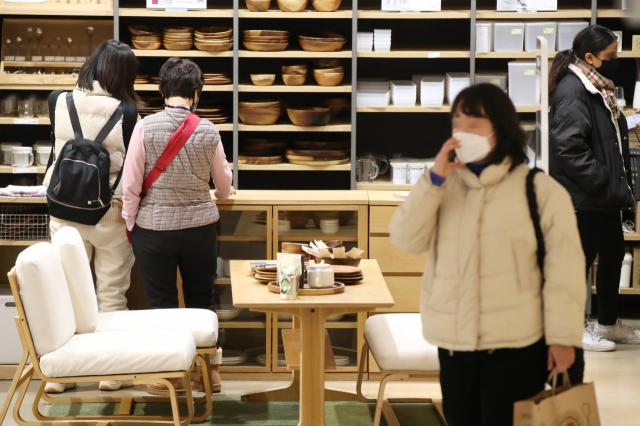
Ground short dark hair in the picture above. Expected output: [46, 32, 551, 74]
[77, 39, 140, 104]
[158, 58, 204, 100]
[451, 83, 528, 171]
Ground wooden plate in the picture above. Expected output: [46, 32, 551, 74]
[288, 158, 350, 166]
[331, 265, 361, 274]
[287, 149, 349, 157]
[286, 154, 348, 162]
[238, 155, 283, 165]
[294, 140, 351, 150]
[268, 281, 345, 295]
[256, 266, 277, 273]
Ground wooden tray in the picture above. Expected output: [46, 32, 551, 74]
[287, 149, 349, 157]
[268, 281, 345, 295]
[288, 158, 350, 166]
[331, 265, 362, 274]
[238, 155, 283, 165]
[286, 154, 348, 162]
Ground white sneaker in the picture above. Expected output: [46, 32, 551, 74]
[99, 380, 134, 391]
[594, 319, 640, 344]
[583, 324, 616, 352]
[44, 382, 77, 394]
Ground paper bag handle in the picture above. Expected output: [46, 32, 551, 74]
[548, 370, 571, 396]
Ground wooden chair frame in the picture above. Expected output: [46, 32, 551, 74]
[355, 339, 445, 426]
[0, 267, 216, 426]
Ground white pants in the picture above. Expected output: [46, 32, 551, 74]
[50, 217, 134, 312]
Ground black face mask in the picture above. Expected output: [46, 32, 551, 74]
[595, 57, 619, 81]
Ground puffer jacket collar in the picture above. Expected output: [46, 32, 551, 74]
[458, 157, 513, 189]
[78, 81, 111, 98]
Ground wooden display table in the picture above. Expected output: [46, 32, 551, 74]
[230, 259, 394, 426]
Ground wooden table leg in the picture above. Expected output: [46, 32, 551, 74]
[298, 307, 328, 426]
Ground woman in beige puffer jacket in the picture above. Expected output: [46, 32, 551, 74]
[389, 84, 586, 426]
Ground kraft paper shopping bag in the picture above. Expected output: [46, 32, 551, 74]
[513, 371, 601, 426]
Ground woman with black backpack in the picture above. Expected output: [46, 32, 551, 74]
[43, 40, 140, 394]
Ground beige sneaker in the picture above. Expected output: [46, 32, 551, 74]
[44, 382, 76, 394]
[146, 378, 185, 397]
[594, 319, 640, 344]
[99, 380, 134, 391]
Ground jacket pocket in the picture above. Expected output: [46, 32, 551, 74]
[512, 239, 532, 293]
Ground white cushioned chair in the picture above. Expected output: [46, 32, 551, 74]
[44, 226, 219, 420]
[356, 313, 443, 426]
[0, 243, 198, 426]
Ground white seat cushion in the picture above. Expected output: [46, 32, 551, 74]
[16, 243, 76, 356]
[365, 314, 440, 372]
[40, 329, 196, 378]
[95, 309, 218, 347]
[51, 226, 99, 334]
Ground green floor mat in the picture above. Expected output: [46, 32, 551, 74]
[48, 395, 445, 425]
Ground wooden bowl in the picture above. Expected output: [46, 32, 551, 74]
[239, 101, 280, 108]
[299, 33, 345, 42]
[284, 212, 312, 229]
[246, 0, 271, 11]
[195, 41, 232, 52]
[132, 35, 162, 42]
[338, 211, 354, 226]
[314, 256, 361, 267]
[244, 30, 289, 37]
[323, 98, 350, 117]
[251, 74, 276, 86]
[163, 42, 194, 51]
[164, 26, 194, 33]
[314, 66, 344, 73]
[238, 108, 281, 125]
[313, 59, 341, 68]
[314, 72, 344, 86]
[195, 26, 233, 37]
[244, 36, 289, 43]
[281, 241, 307, 252]
[277, 0, 308, 12]
[243, 41, 289, 51]
[282, 74, 306, 86]
[164, 34, 193, 40]
[129, 25, 160, 36]
[132, 40, 162, 50]
[282, 65, 307, 73]
[311, 0, 341, 11]
[299, 39, 345, 52]
[195, 37, 233, 44]
[287, 107, 331, 126]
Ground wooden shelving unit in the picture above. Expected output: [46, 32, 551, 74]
[358, 48, 471, 59]
[476, 51, 559, 59]
[238, 122, 352, 132]
[475, 8, 592, 19]
[0, 118, 51, 125]
[0, 165, 47, 174]
[119, 6, 234, 17]
[358, 8, 471, 19]
[238, 84, 352, 93]
[135, 84, 233, 92]
[132, 49, 234, 57]
[238, 50, 352, 58]
[238, 163, 351, 171]
[238, 9, 352, 18]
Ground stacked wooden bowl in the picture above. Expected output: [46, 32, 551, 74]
[238, 100, 281, 125]
[135, 74, 150, 84]
[277, 0, 307, 12]
[204, 72, 232, 85]
[163, 27, 194, 51]
[286, 147, 349, 166]
[195, 103, 229, 124]
[287, 107, 331, 126]
[313, 65, 344, 86]
[243, 30, 289, 51]
[238, 138, 289, 165]
[311, 0, 341, 11]
[282, 64, 307, 86]
[246, 0, 271, 11]
[129, 25, 162, 50]
[195, 26, 233, 52]
[299, 32, 346, 52]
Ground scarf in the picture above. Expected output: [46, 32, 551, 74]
[573, 60, 619, 119]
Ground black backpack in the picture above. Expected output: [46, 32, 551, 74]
[46, 90, 137, 225]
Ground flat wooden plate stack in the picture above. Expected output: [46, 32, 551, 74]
[331, 265, 363, 284]
[238, 154, 283, 165]
[285, 148, 350, 166]
[150, 76, 161, 84]
[203, 72, 232, 85]
[195, 26, 233, 52]
[243, 30, 290, 52]
[195, 103, 229, 124]
[293, 140, 350, 150]
[252, 266, 277, 283]
[130, 25, 162, 50]
[135, 74, 150, 84]
[163, 26, 194, 51]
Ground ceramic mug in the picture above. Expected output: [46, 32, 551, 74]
[307, 264, 334, 288]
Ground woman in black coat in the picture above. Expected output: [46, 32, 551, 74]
[549, 25, 640, 361]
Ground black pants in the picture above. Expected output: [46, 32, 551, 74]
[438, 338, 548, 426]
[131, 223, 217, 312]
[576, 211, 624, 325]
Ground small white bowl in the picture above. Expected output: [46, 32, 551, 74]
[278, 219, 291, 234]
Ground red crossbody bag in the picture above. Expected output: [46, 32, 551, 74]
[127, 113, 201, 243]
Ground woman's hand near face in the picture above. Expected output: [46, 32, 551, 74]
[431, 137, 464, 178]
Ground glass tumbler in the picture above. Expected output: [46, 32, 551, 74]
[356, 158, 379, 183]
[18, 99, 36, 118]
[0, 97, 17, 117]
[615, 87, 626, 108]
[38, 99, 49, 118]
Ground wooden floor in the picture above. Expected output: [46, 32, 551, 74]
[2, 322, 640, 424]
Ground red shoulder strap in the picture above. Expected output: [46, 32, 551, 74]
[141, 113, 201, 196]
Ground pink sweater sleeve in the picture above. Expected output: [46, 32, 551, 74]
[212, 137, 233, 201]
[121, 120, 146, 231]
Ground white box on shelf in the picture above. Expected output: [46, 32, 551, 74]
[557, 21, 589, 51]
[476, 22, 494, 53]
[446, 72, 470, 105]
[508, 61, 537, 106]
[494, 22, 525, 52]
[147, 0, 207, 8]
[497, 0, 557, 12]
[525, 21, 557, 52]
[0, 287, 23, 363]
[613, 31, 623, 52]
[475, 72, 508, 90]
[381, 0, 440, 12]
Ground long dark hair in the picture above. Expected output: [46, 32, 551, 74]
[549, 25, 617, 95]
[451, 84, 527, 171]
[77, 40, 140, 104]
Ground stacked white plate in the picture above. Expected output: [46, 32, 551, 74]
[374, 29, 391, 52]
[334, 355, 351, 366]
[257, 354, 287, 367]
[217, 307, 243, 321]
[446, 72, 471, 105]
[420, 76, 446, 107]
[391, 80, 417, 107]
[357, 79, 391, 108]
[222, 350, 249, 366]
[357, 32, 374, 52]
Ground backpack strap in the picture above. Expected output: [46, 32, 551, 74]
[109, 101, 138, 195]
[141, 113, 201, 197]
[526, 167, 546, 285]
[66, 92, 84, 140]
[45, 89, 71, 172]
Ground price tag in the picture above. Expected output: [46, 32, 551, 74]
[44, 56, 55, 62]
[166, 7, 188, 11]
[512, 29, 523, 35]
[524, 69, 536, 76]
[4, 56, 15, 61]
[54, 56, 65, 62]
[428, 52, 441, 58]
[75, 56, 87, 62]
[65, 57, 76, 62]
[12, 168, 38, 174]
[13, 118, 38, 125]
[543, 28, 555, 34]
[31, 56, 43, 62]
[14, 56, 26, 61]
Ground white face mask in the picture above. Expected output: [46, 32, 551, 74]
[452, 131, 494, 164]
